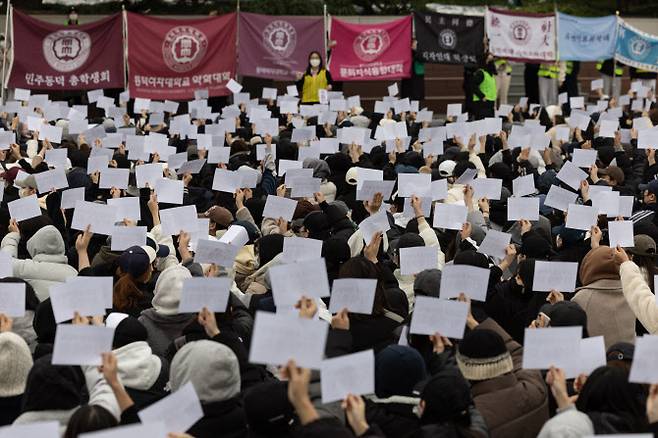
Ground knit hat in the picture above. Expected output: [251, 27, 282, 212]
[170, 340, 240, 403]
[152, 265, 192, 315]
[21, 355, 84, 412]
[628, 234, 656, 257]
[396, 233, 425, 250]
[456, 329, 513, 381]
[112, 316, 149, 349]
[244, 380, 295, 434]
[205, 206, 234, 229]
[453, 249, 489, 269]
[520, 231, 554, 259]
[375, 345, 427, 398]
[117, 246, 152, 278]
[419, 368, 472, 425]
[579, 246, 619, 285]
[0, 332, 33, 397]
[537, 407, 594, 438]
[413, 269, 441, 298]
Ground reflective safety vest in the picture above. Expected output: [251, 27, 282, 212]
[473, 69, 497, 102]
[301, 69, 329, 103]
[538, 63, 559, 79]
[565, 61, 574, 75]
[495, 59, 512, 74]
[596, 60, 623, 76]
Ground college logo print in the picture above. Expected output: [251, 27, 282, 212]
[629, 36, 650, 60]
[42, 30, 91, 72]
[438, 29, 457, 50]
[509, 20, 531, 45]
[353, 28, 390, 62]
[162, 26, 208, 73]
[262, 20, 297, 59]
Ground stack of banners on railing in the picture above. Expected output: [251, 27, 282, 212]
[125, 12, 237, 100]
[238, 12, 325, 81]
[7, 9, 125, 90]
[413, 11, 484, 65]
[328, 16, 412, 81]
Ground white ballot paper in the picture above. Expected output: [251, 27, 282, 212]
[608, 220, 634, 248]
[8, 194, 41, 221]
[34, 168, 68, 193]
[522, 326, 581, 370]
[263, 195, 297, 221]
[359, 211, 391, 242]
[507, 197, 539, 221]
[0, 252, 12, 279]
[320, 350, 375, 403]
[50, 279, 112, 323]
[399, 246, 438, 276]
[0, 283, 25, 317]
[571, 149, 597, 168]
[111, 226, 147, 251]
[431, 179, 449, 201]
[410, 296, 468, 339]
[397, 173, 431, 198]
[61, 187, 86, 210]
[282, 237, 323, 263]
[269, 258, 330, 306]
[0, 422, 59, 438]
[471, 177, 502, 200]
[138, 382, 203, 435]
[52, 325, 115, 366]
[433, 203, 467, 230]
[357, 180, 395, 201]
[154, 178, 184, 205]
[513, 174, 536, 197]
[439, 264, 490, 301]
[249, 311, 329, 369]
[478, 229, 512, 259]
[532, 260, 579, 292]
[329, 279, 377, 314]
[78, 422, 167, 438]
[218, 225, 249, 248]
[630, 335, 658, 384]
[556, 161, 588, 190]
[563, 336, 606, 379]
[99, 168, 129, 189]
[159, 205, 198, 235]
[71, 200, 117, 235]
[107, 197, 141, 222]
[178, 277, 231, 313]
[544, 185, 578, 212]
[194, 238, 239, 267]
[565, 204, 599, 231]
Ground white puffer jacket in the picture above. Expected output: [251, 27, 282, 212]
[1, 226, 78, 301]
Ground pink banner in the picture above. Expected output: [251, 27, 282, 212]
[126, 12, 237, 100]
[328, 16, 412, 81]
[238, 12, 325, 81]
[7, 9, 124, 90]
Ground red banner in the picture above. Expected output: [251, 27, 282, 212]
[7, 9, 124, 90]
[126, 12, 237, 100]
[328, 16, 412, 81]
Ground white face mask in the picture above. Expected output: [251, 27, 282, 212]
[310, 58, 321, 68]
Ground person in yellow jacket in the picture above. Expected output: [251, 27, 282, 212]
[494, 58, 512, 106]
[537, 62, 559, 107]
[295, 51, 333, 104]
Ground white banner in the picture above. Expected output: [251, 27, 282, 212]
[486, 7, 556, 62]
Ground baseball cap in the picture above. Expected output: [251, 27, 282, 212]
[606, 342, 634, 362]
[345, 167, 358, 186]
[438, 160, 456, 177]
[639, 179, 658, 196]
[627, 234, 656, 257]
[204, 206, 234, 228]
[598, 165, 625, 185]
[117, 246, 153, 278]
[146, 232, 170, 258]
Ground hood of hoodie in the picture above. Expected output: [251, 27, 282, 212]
[26, 226, 67, 262]
[170, 340, 240, 403]
[538, 408, 594, 438]
[113, 341, 162, 390]
[152, 265, 192, 315]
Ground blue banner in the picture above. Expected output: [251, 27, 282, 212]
[557, 13, 617, 61]
[615, 19, 658, 72]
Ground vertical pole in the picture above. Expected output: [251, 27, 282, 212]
[121, 5, 128, 96]
[235, 0, 240, 82]
[1, 0, 11, 104]
[323, 2, 328, 64]
[612, 10, 620, 99]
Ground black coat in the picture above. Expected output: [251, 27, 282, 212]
[0, 395, 22, 426]
[187, 396, 248, 438]
[366, 398, 419, 438]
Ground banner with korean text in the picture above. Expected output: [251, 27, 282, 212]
[7, 9, 124, 90]
[126, 12, 237, 99]
[413, 11, 484, 65]
[238, 12, 325, 81]
[557, 13, 617, 61]
[328, 16, 412, 81]
[485, 8, 556, 62]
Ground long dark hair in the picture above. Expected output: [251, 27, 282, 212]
[631, 253, 657, 292]
[64, 405, 118, 438]
[305, 51, 325, 76]
[576, 366, 647, 432]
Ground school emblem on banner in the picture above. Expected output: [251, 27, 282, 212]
[43, 29, 92, 72]
[353, 29, 391, 62]
[162, 26, 209, 73]
[262, 20, 297, 59]
[509, 20, 531, 45]
[413, 11, 484, 65]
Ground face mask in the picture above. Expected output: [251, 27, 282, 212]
[310, 58, 321, 68]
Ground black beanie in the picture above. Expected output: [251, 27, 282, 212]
[375, 345, 427, 397]
[21, 355, 84, 413]
[244, 380, 295, 434]
[457, 328, 513, 381]
[420, 368, 472, 425]
[521, 231, 553, 259]
[113, 316, 149, 349]
[397, 233, 425, 250]
[453, 250, 489, 269]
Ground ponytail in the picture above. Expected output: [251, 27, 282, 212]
[113, 271, 144, 311]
